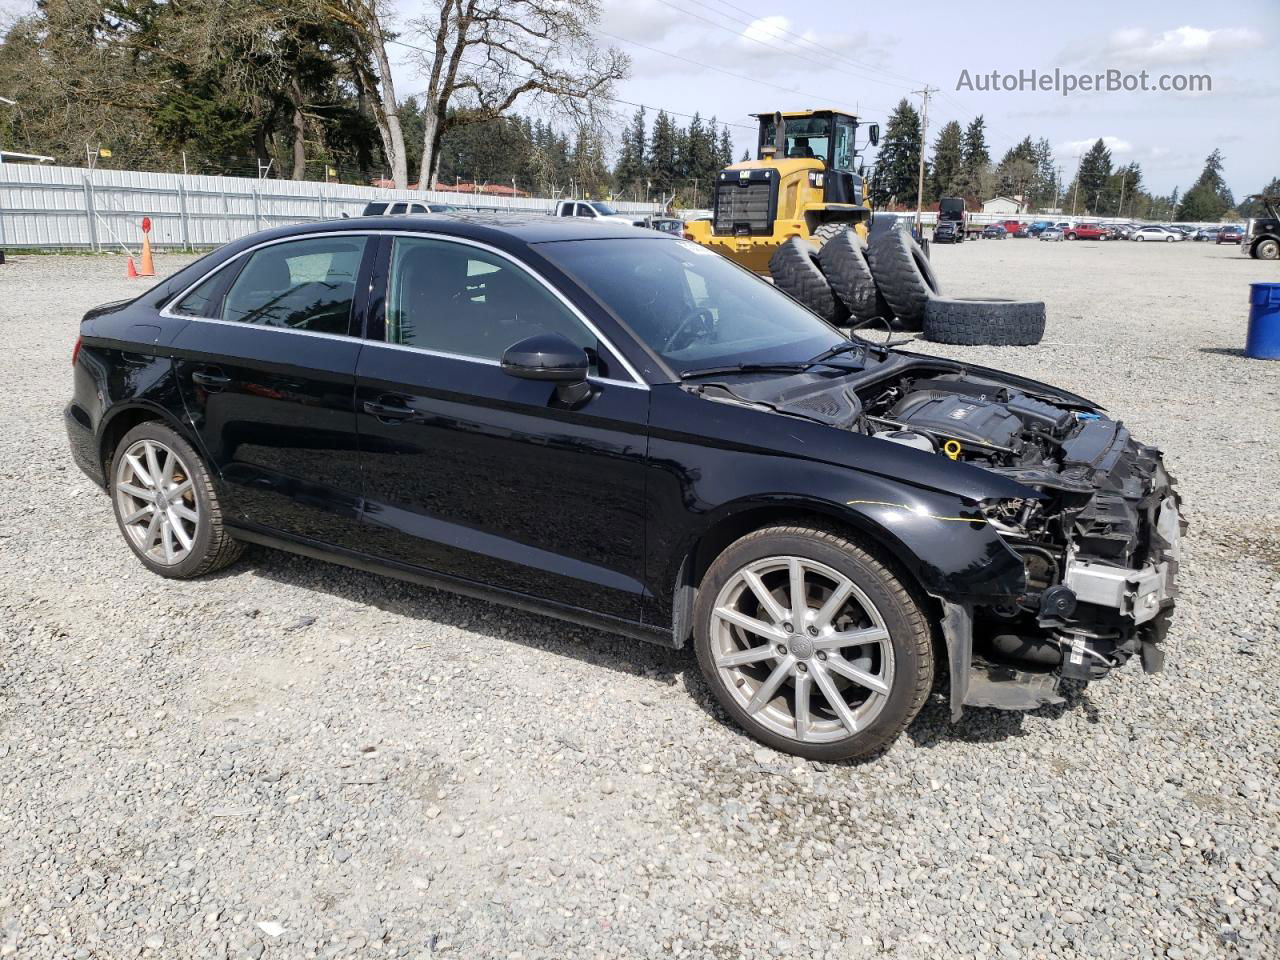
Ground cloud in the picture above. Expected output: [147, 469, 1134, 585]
[1055, 135, 1133, 159]
[599, 0, 685, 44]
[1073, 25, 1266, 66]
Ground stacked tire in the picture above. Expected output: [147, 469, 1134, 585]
[767, 221, 1047, 346]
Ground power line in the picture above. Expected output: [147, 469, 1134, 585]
[385, 36, 758, 132]
[593, 27, 862, 117]
[678, 0, 928, 90]
[641, 0, 903, 116]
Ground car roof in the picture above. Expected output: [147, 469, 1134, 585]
[216, 212, 653, 257]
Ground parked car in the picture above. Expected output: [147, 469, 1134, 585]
[553, 200, 642, 226]
[1110, 223, 1136, 240]
[933, 220, 962, 244]
[1026, 220, 1053, 237]
[998, 219, 1023, 235]
[1193, 227, 1220, 242]
[65, 218, 1183, 761]
[1063, 223, 1110, 241]
[362, 201, 458, 216]
[982, 224, 1008, 239]
[645, 216, 684, 236]
[1217, 225, 1244, 244]
[1133, 226, 1183, 242]
[1038, 226, 1064, 241]
[1013, 224, 1030, 238]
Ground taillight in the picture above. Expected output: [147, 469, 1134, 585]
[72, 335, 82, 367]
[683, 232, 695, 241]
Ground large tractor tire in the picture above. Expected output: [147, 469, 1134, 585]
[811, 221, 849, 247]
[921, 297, 1046, 346]
[769, 237, 850, 326]
[816, 228, 885, 324]
[867, 225, 940, 331]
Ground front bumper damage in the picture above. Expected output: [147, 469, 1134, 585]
[940, 453, 1185, 720]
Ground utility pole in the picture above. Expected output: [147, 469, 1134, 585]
[911, 86, 937, 236]
[1116, 170, 1126, 218]
[1070, 152, 1082, 217]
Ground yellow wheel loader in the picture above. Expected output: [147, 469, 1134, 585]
[684, 109, 879, 273]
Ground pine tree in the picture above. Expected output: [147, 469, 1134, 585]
[870, 98, 921, 207]
[927, 120, 963, 203]
[1030, 138, 1056, 211]
[1075, 138, 1112, 214]
[718, 125, 734, 168]
[960, 116, 990, 202]
[613, 106, 647, 198]
[648, 110, 679, 196]
[1177, 149, 1234, 220]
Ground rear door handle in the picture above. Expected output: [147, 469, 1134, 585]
[192, 368, 232, 391]
[363, 399, 419, 422]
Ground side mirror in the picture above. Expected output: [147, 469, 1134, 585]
[500, 333, 592, 405]
[868, 123, 880, 147]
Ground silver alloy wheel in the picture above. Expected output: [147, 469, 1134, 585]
[710, 556, 894, 744]
[114, 438, 199, 565]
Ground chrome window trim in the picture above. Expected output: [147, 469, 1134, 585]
[158, 228, 648, 388]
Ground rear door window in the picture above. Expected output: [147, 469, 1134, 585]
[221, 236, 368, 335]
[172, 271, 229, 318]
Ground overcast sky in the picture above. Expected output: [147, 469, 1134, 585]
[590, 0, 1279, 197]
[2, 0, 1274, 195]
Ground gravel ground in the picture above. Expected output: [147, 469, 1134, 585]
[1, 238, 1277, 960]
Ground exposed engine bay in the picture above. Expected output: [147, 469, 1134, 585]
[696, 354, 1185, 707]
[861, 366, 1183, 698]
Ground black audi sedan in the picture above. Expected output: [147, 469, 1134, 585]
[66, 216, 1182, 760]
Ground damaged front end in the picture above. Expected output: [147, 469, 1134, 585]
[853, 364, 1186, 716]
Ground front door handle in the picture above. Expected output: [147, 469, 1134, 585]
[363, 399, 419, 422]
[192, 368, 232, 391]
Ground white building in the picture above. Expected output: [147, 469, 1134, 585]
[981, 195, 1023, 215]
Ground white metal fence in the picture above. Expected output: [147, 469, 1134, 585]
[0, 164, 663, 251]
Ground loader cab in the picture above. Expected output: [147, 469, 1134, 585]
[755, 110, 875, 205]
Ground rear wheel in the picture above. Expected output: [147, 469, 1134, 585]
[111, 421, 243, 578]
[1254, 238, 1279, 260]
[694, 525, 933, 761]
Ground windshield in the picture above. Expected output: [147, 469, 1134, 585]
[588, 202, 618, 216]
[760, 116, 831, 162]
[539, 238, 845, 377]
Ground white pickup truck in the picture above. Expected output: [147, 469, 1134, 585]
[552, 200, 644, 226]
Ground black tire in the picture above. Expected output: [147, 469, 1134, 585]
[866, 225, 940, 331]
[693, 523, 934, 762]
[811, 221, 850, 246]
[110, 421, 244, 579]
[768, 237, 850, 325]
[815, 227, 882, 323]
[1254, 238, 1278, 260]
[922, 296, 1047, 346]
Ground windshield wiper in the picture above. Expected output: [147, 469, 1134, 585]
[805, 341, 866, 365]
[679, 362, 810, 380]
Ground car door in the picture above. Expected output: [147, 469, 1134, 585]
[169, 233, 374, 548]
[353, 234, 650, 621]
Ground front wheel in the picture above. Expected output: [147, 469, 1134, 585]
[1166, 236, 1174, 243]
[1255, 238, 1279, 260]
[693, 525, 934, 761]
[111, 421, 244, 578]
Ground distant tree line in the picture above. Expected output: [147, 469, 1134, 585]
[869, 97, 1273, 221]
[0, 0, 626, 191]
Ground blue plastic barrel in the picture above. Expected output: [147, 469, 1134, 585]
[1245, 283, 1280, 360]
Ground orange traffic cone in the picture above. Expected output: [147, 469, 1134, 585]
[126, 256, 140, 278]
[139, 221, 155, 277]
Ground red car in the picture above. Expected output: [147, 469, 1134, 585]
[1064, 223, 1110, 240]
[999, 219, 1023, 235]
